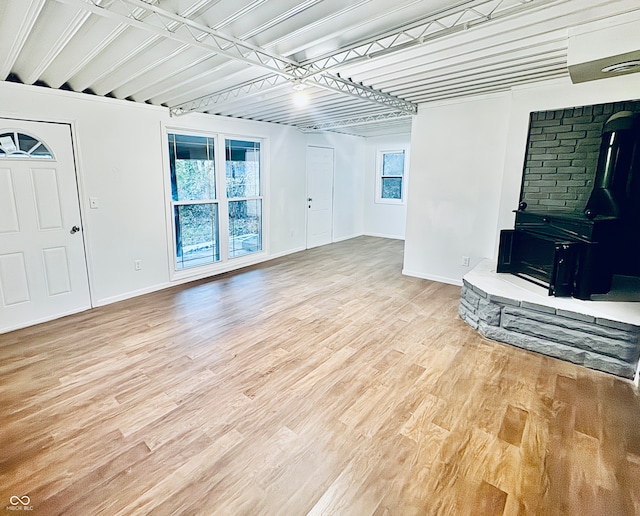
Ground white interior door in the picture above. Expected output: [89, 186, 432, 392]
[0, 119, 90, 333]
[306, 146, 334, 249]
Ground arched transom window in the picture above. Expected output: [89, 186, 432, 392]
[0, 131, 54, 159]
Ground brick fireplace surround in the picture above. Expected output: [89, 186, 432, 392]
[521, 100, 640, 212]
[461, 99, 640, 381]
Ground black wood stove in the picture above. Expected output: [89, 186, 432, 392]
[498, 111, 640, 300]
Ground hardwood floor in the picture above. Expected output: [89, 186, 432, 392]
[1, 236, 640, 515]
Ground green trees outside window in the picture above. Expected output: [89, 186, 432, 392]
[226, 140, 262, 258]
[168, 134, 263, 270]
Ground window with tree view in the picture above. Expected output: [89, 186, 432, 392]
[169, 133, 219, 269]
[226, 139, 262, 259]
[379, 150, 405, 202]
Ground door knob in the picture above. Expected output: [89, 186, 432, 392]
[70, 225, 80, 234]
[308, 198, 312, 202]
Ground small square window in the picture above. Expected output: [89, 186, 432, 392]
[377, 150, 406, 203]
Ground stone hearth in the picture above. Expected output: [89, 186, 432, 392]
[459, 260, 640, 380]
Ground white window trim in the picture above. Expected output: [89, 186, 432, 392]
[225, 137, 265, 260]
[161, 126, 269, 282]
[375, 148, 408, 205]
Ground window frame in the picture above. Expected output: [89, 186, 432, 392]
[225, 138, 264, 260]
[162, 126, 268, 281]
[375, 148, 407, 205]
[0, 131, 54, 159]
[168, 132, 220, 271]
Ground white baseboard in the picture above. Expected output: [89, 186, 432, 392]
[333, 232, 364, 243]
[1, 305, 92, 335]
[402, 269, 463, 287]
[93, 246, 308, 307]
[270, 246, 307, 259]
[363, 232, 405, 240]
[93, 282, 173, 307]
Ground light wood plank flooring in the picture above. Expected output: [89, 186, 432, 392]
[1, 236, 640, 515]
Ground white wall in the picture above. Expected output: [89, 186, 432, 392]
[364, 134, 411, 239]
[0, 81, 363, 310]
[9, 72, 638, 314]
[403, 93, 511, 284]
[403, 72, 640, 286]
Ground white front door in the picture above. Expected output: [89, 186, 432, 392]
[306, 146, 334, 249]
[0, 119, 90, 333]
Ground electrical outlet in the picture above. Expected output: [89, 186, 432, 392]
[134, 259, 142, 271]
[461, 256, 470, 267]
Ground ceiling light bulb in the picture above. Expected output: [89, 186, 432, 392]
[293, 90, 308, 107]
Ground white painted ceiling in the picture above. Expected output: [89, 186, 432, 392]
[0, 0, 638, 137]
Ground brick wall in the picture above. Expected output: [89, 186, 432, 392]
[521, 99, 640, 212]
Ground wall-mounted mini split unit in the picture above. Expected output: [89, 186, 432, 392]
[568, 12, 640, 84]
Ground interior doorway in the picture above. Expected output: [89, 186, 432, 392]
[306, 145, 334, 249]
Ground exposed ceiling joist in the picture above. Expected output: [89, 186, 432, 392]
[170, 73, 418, 116]
[72, 0, 212, 94]
[23, 9, 92, 85]
[0, 0, 47, 81]
[57, 0, 418, 117]
[166, 0, 559, 128]
[4, 0, 636, 137]
[301, 0, 562, 70]
[57, 0, 301, 76]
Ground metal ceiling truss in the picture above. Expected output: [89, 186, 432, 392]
[59, 0, 302, 76]
[58, 0, 555, 131]
[171, 74, 290, 114]
[307, 74, 417, 114]
[59, 0, 417, 117]
[172, 71, 419, 116]
[304, 0, 560, 70]
[166, 0, 556, 127]
[297, 112, 412, 133]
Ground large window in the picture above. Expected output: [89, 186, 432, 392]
[377, 150, 406, 203]
[169, 133, 219, 269]
[167, 132, 264, 272]
[226, 139, 262, 259]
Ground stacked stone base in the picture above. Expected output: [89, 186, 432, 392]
[459, 280, 640, 379]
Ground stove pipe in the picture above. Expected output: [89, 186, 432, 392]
[584, 111, 640, 219]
